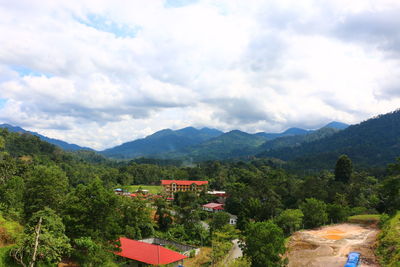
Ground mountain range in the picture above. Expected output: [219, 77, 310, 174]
[0, 124, 92, 151]
[3, 109, 400, 169]
[100, 122, 348, 160]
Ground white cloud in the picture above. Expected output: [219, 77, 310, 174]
[0, 0, 400, 150]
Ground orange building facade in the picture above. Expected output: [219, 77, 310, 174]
[161, 180, 208, 198]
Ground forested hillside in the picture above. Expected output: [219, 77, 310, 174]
[162, 130, 268, 161]
[101, 127, 223, 159]
[0, 127, 399, 266]
[0, 124, 92, 151]
[258, 110, 400, 169]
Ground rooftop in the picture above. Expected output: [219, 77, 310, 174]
[161, 180, 208, 186]
[115, 237, 187, 265]
[203, 203, 224, 209]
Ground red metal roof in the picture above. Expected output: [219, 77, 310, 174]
[161, 180, 208, 186]
[115, 237, 187, 265]
[203, 203, 224, 209]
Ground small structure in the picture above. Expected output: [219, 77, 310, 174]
[114, 188, 123, 195]
[161, 180, 208, 198]
[115, 237, 187, 266]
[202, 203, 224, 212]
[207, 190, 227, 204]
[140, 237, 200, 257]
[229, 214, 237, 225]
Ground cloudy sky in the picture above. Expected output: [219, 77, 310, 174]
[1, 0, 400, 150]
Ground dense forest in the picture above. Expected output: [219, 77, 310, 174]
[0, 126, 399, 266]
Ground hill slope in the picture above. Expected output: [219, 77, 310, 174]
[170, 130, 267, 161]
[258, 110, 400, 169]
[0, 124, 91, 151]
[101, 127, 223, 159]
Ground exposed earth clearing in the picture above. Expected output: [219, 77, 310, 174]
[287, 223, 379, 267]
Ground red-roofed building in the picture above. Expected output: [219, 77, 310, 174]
[161, 180, 208, 198]
[115, 237, 187, 266]
[202, 203, 224, 212]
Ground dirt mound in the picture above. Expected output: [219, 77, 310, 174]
[287, 223, 380, 267]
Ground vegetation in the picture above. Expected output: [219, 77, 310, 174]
[0, 124, 399, 266]
[376, 212, 400, 266]
[241, 221, 286, 267]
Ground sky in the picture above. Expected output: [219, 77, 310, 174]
[1, 0, 400, 150]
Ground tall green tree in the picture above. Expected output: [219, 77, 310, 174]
[210, 212, 230, 232]
[275, 209, 303, 235]
[154, 198, 173, 231]
[62, 178, 121, 241]
[300, 198, 328, 228]
[11, 208, 71, 266]
[334, 155, 353, 183]
[24, 165, 68, 218]
[241, 221, 286, 267]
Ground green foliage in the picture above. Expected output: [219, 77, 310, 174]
[226, 256, 251, 267]
[275, 209, 303, 235]
[24, 165, 69, 217]
[210, 212, 231, 232]
[62, 178, 122, 241]
[300, 198, 328, 228]
[241, 221, 286, 267]
[327, 204, 350, 223]
[211, 225, 238, 264]
[376, 211, 400, 267]
[0, 213, 23, 244]
[0, 245, 20, 267]
[12, 208, 71, 266]
[334, 155, 353, 183]
[154, 198, 173, 231]
[380, 175, 400, 214]
[0, 175, 25, 220]
[72, 237, 118, 267]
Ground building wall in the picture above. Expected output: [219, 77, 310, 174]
[163, 183, 207, 198]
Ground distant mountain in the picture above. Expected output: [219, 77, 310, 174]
[164, 130, 267, 161]
[0, 124, 91, 151]
[259, 127, 340, 152]
[101, 127, 223, 159]
[255, 127, 311, 140]
[323, 121, 349, 130]
[100, 121, 349, 160]
[257, 110, 400, 169]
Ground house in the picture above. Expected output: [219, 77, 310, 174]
[115, 237, 187, 267]
[140, 237, 200, 257]
[229, 214, 237, 225]
[207, 190, 227, 204]
[161, 180, 208, 198]
[202, 203, 224, 212]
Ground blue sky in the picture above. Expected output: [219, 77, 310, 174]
[0, 99, 6, 109]
[0, 0, 400, 149]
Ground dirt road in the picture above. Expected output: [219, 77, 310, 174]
[287, 223, 380, 267]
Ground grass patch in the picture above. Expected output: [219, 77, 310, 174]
[0, 214, 23, 245]
[185, 247, 212, 267]
[0, 245, 19, 267]
[122, 185, 163, 194]
[347, 214, 381, 224]
[376, 211, 400, 267]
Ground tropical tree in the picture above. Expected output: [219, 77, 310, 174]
[24, 165, 68, 218]
[334, 155, 353, 183]
[275, 209, 303, 235]
[300, 198, 328, 228]
[11, 208, 71, 266]
[241, 221, 286, 267]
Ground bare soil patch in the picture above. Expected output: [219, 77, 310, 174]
[287, 223, 380, 267]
